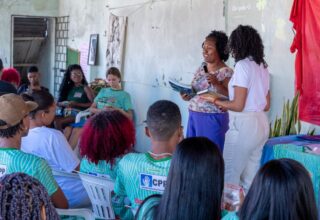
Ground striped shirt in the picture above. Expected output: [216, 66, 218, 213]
[0, 148, 58, 196]
[80, 157, 133, 219]
[80, 157, 119, 180]
[114, 153, 171, 210]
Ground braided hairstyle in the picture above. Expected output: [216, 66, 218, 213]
[0, 173, 59, 220]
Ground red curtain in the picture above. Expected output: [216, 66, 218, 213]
[290, 0, 320, 125]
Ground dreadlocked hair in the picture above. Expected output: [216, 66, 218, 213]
[228, 25, 268, 68]
[0, 173, 60, 220]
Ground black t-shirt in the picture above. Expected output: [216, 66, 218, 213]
[17, 83, 49, 94]
[0, 80, 17, 95]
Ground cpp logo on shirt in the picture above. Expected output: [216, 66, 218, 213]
[140, 173, 167, 192]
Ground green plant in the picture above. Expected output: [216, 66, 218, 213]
[90, 78, 109, 96]
[269, 92, 315, 137]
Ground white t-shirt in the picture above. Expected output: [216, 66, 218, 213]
[228, 57, 270, 112]
[21, 126, 79, 172]
[21, 126, 88, 208]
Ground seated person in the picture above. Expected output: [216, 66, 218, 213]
[223, 159, 318, 220]
[0, 173, 60, 219]
[55, 64, 94, 130]
[21, 91, 89, 208]
[17, 65, 49, 94]
[0, 80, 17, 95]
[1, 67, 20, 89]
[0, 94, 68, 208]
[135, 137, 224, 220]
[114, 100, 183, 217]
[66, 66, 134, 152]
[80, 110, 135, 178]
[79, 110, 135, 218]
[90, 67, 133, 119]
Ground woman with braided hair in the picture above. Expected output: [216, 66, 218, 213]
[0, 172, 60, 220]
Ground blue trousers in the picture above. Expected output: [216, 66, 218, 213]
[186, 110, 229, 152]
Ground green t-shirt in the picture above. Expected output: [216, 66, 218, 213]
[80, 157, 119, 180]
[80, 157, 133, 220]
[114, 153, 171, 211]
[94, 88, 133, 110]
[0, 148, 58, 196]
[67, 85, 90, 110]
[221, 211, 239, 220]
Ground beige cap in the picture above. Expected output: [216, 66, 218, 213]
[0, 94, 38, 129]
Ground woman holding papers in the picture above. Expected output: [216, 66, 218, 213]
[201, 25, 270, 192]
[180, 30, 233, 152]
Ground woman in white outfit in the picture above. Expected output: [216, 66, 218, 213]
[201, 25, 270, 192]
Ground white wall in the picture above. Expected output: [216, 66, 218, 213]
[2, 0, 313, 151]
[0, 0, 59, 67]
[111, 0, 226, 152]
[58, 0, 110, 82]
[109, 0, 306, 152]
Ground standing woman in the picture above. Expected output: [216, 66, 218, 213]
[55, 64, 94, 130]
[181, 31, 233, 151]
[201, 25, 270, 192]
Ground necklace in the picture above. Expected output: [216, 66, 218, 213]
[148, 151, 172, 158]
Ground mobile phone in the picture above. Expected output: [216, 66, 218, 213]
[197, 89, 209, 95]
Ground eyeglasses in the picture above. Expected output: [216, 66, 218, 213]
[71, 72, 83, 76]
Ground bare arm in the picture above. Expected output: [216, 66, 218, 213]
[118, 109, 133, 120]
[104, 107, 133, 120]
[89, 102, 103, 114]
[264, 91, 271, 111]
[69, 101, 92, 109]
[207, 75, 230, 97]
[84, 86, 95, 102]
[214, 86, 248, 112]
[51, 187, 68, 208]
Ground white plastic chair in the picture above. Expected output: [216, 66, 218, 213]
[52, 170, 94, 220]
[78, 172, 116, 220]
[75, 109, 91, 123]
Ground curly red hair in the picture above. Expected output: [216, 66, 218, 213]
[1, 68, 20, 87]
[80, 110, 135, 165]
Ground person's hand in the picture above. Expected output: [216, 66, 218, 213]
[67, 101, 77, 108]
[103, 105, 122, 112]
[206, 74, 221, 86]
[199, 93, 218, 104]
[58, 101, 69, 107]
[218, 105, 227, 112]
[103, 105, 115, 111]
[180, 92, 192, 101]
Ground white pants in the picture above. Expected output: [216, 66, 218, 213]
[223, 111, 269, 192]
